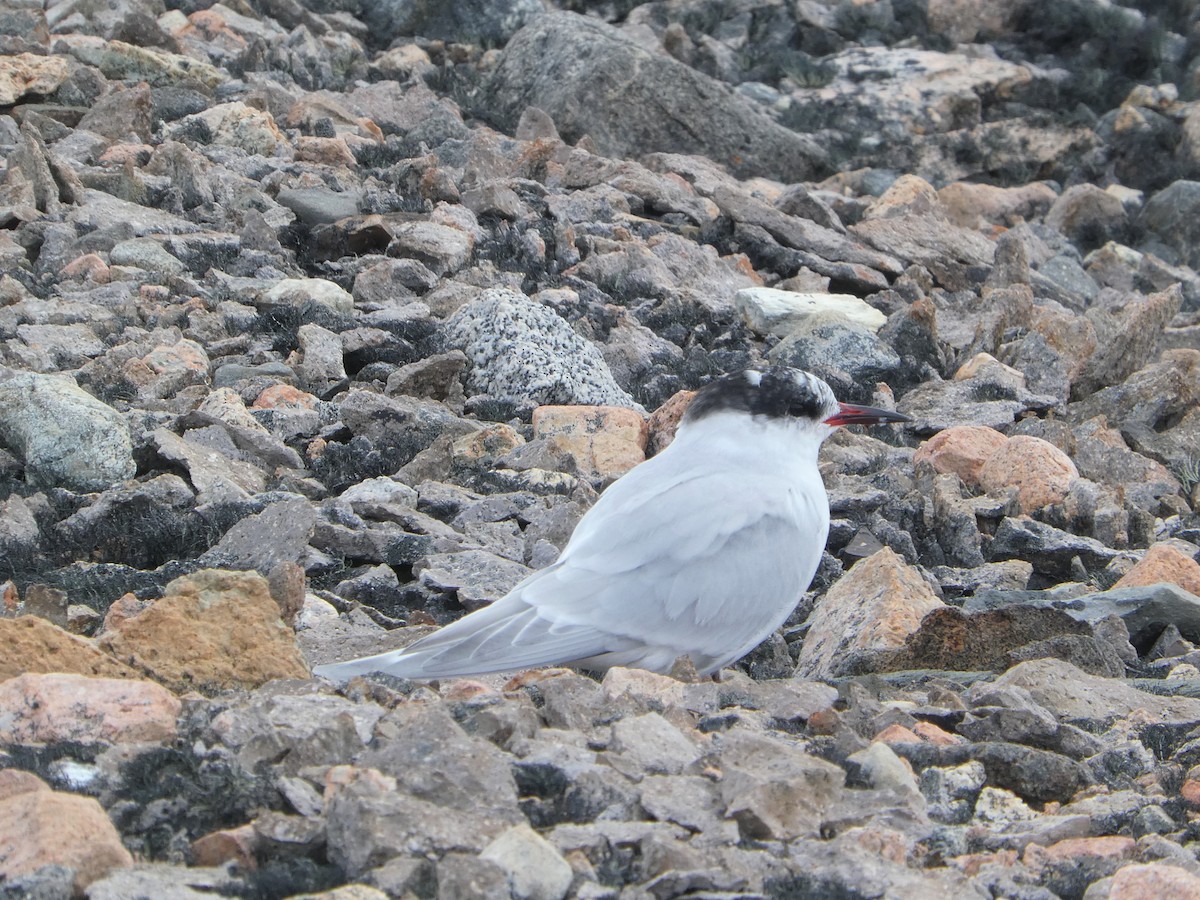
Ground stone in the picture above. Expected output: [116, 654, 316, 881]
[797, 547, 945, 679]
[1045, 184, 1129, 251]
[173, 101, 287, 156]
[977, 435, 1079, 513]
[363, 0, 542, 46]
[1103, 863, 1200, 899]
[768, 314, 904, 404]
[530, 405, 647, 483]
[0, 616, 138, 681]
[0, 374, 135, 491]
[99, 569, 309, 693]
[485, 12, 826, 182]
[1139, 179, 1200, 269]
[996, 658, 1200, 725]
[444, 288, 643, 411]
[1114, 543, 1200, 595]
[387, 221, 473, 277]
[606, 712, 700, 777]
[0, 789, 133, 894]
[479, 824, 573, 900]
[717, 730, 847, 841]
[0, 53, 69, 106]
[294, 323, 348, 397]
[416, 549, 531, 609]
[260, 277, 354, 315]
[988, 517, 1118, 578]
[734, 287, 886, 336]
[0, 673, 179, 744]
[913, 425, 1007, 488]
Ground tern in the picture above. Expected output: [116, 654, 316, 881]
[313, 366, 909, 681]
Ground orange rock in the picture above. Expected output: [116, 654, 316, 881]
[0, 790, 133, 893]
[295, 135, 356, 167]
[1114, 543, 1200, 595]
[99, 569, 310, 693]
[192, 824, 259, 870]
[1108, 863, 1200, 899]
[253, 384, 318, 410]
[873, 723, 923, 745]
[61, 252, 110, 283]
[1180, 778, 1200, 807]
[0, 673, 180, 744]
[101, 593, 153, 635]
[978, 434, 1079, 513]
[532, 405, 647, 482]
[797, 547, 945, 679]
[646, 389, 696, 456]
[912, 720, 966, 746]
[0, 616, 138, 682]
[913, 425, 1006, 487]
[0, 770, 49, 802]
[1026, 835, 1136, 868]
[948, 849, 1019, 876]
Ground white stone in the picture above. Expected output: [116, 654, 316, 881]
[261, 278, 354, 315]
[480, 823, 573, 900]
[735, 287, 887, 336]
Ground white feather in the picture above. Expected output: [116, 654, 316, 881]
[312, 401, 832, 681]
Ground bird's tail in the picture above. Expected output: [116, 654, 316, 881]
[311, 594, 628, 682]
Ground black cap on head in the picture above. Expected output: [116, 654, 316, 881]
[682, 367, 839, 425]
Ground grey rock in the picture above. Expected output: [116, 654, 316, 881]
[898, 375, 1058, 436]
[485, 12, 827, 182]
[605, 712, 701, 778]
[360, 704, 523, 824]
[275, 186, 361, 225]
[920, 761, 987, 825]
[294, 323, 348, 398]
[85, 865, 244, 900]
[0, 373, 135, 491]
[996, 657, 1200, 725]
[1073, 285, 1182, 397]
[444, 288, 643, 411]
[387, 221, 473, 277]
[715, 730, 846, 841]
[768, 315, 903, 404]
[109, 237, 186, 275]
[988, 516, 1118, 578]
[435, 853, 510, 900]
[16, 322, 105, 368]
[479, 823, 573, 900]
[1140, 179, 1200, 269]
[152, 427, 267, 503]
[199, 496, 316, 574]
[416, 548, 531, 609]
[1045, 184, 1129, 252]
[362, 0, 542, 46]
[209, 680, 384, 773]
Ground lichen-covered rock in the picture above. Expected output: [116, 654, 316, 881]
[0, 374, 135, 491]
[99, 569, 309, 693]
[444, 288, 644, 411]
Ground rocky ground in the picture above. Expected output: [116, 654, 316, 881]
[2, 0, 1200, 897]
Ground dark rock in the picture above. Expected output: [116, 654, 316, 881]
[987, 517, 1118, 579]
[362, 0, 543, 47]
[484, 13, 827, 182]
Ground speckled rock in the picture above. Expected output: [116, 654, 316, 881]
[1114, 543, 1200, 595]
[0, 374, 135, 491]
[444, 288, 644, 411]
[913, 425, 1007, 488]
[0, 616, 138, 682]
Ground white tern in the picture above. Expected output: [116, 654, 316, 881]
[313, 366, 909, 681]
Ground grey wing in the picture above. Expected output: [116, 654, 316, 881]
[313, 467, 826, 681]
[525, 472, 825, 672]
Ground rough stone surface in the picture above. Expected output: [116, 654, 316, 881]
[0, 616, 138, 682]
[797, 547, 945, 679]
[978, 435, 1080, 513]
[0, 374, 135, 491]
[99, 569, 309, 693]
[0, 673, 179, 744]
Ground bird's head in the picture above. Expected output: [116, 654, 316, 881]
[681, 366, 911, 437]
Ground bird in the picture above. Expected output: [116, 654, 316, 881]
[312, 366, 910, 682]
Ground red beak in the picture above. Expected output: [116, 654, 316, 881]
[824, 402, 911, 427]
